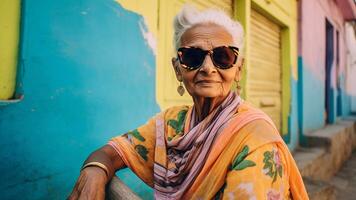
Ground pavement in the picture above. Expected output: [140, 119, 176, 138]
[332, 150, 356, 200]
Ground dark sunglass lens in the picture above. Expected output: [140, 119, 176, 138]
[212, 47, 236, 69]
[180, 48, 205, 69]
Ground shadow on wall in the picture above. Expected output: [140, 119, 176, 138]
[0, 0, 159, 199]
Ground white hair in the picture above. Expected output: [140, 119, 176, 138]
[173, 5, 244, 54]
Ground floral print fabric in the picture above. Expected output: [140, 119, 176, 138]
[108, 103, 308, 200]
[221, 143, 289, 200]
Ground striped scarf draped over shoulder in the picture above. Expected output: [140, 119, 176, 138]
[153, 92, 241, 199]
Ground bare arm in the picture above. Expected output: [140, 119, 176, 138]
[68, 145, 126, 200]
[83, 144, 126, 180]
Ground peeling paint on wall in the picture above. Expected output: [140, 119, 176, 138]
[139, 18, 157, 55]
[115, 0, 158, 56]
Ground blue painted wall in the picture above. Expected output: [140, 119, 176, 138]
[298, 56, 352, 145]
[297, 56, 337, 146]
[338, 74, 351, 116]
[0, 0, 158, 199]
[298, 57, 326, 135]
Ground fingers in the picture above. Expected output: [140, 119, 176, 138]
[76, 173, 88, 193]
[68, 168, 107, 200]
[67, 186, 80, 200]
[68, 173, 85, 200]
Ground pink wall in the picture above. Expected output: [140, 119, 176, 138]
[345, 23, 356, 96]
[300, 0, 347, 89]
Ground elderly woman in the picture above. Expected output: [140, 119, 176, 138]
[69, 6, 308, 200]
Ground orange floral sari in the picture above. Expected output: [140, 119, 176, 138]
[109, 102, 308, 200]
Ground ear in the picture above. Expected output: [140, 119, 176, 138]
[234, 57, 244, 81]
[172, 57, 183, 82]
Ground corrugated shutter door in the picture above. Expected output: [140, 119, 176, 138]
[158, 0, 232, 108]
[248, 9, 282, 131]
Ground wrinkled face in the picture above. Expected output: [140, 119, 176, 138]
[173, 23, 242, 99]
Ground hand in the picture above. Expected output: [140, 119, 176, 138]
[67, 167, 108, 200]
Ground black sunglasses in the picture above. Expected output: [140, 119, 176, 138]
[177, 46, 239, 70]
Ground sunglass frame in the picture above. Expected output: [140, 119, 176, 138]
[177, 45, 239, 70]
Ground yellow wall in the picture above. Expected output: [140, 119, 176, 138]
[0, 0, 21, 100]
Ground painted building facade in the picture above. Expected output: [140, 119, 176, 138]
[0, 0, 355, 199]
[297, 0, 356, 144]
[345, 22, 356, 113]
[0, 0, 160, 199]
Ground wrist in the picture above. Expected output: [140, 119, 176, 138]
[81, 162, 110, 181]
[82, 166, 109, 184]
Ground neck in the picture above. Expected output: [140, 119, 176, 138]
[192, 95, 228, 122]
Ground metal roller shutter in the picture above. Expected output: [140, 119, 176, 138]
[248, 9, 282, 131]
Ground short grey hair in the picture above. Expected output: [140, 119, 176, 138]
[173, 5, 244, 54]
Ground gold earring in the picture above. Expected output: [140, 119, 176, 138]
[236, 81, 242, 95]
[177, 82, 185, 96]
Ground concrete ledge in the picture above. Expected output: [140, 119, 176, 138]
[294, 147, 327, 179]
[298, 120, 356, 180]
[340, 117, 356, 148]
[106, 176, 142, 200]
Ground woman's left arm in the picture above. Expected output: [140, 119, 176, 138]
[67, 145, 126, 200]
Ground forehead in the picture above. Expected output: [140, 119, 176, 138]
[180, 23, 233, 48]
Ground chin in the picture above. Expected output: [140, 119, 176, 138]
[194, 90, 223, 98]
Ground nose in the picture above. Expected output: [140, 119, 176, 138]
[199, 53, 217, 74]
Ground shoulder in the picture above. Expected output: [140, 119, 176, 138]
[236, 101, 264, 115]
[162, 105, 191, 120]
[243, 119, 281, 142]
[228, 101, 283, 151]
[231, 119, 281, 153]
[236, 101, 280, 140]
[141, 105, 190, 129]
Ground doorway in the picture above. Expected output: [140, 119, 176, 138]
[325, 19, 334, 124]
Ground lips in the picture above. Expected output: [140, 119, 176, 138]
[195, 80, 221, 84]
